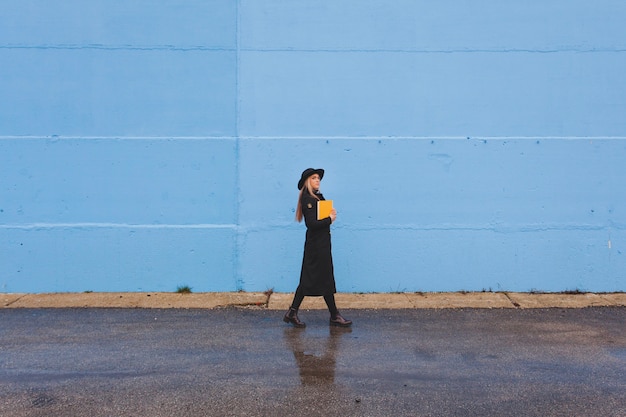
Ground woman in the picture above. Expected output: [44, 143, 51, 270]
[283, 168, 352, 328]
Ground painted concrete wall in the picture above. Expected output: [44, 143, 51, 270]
[1, 1, 625, 293]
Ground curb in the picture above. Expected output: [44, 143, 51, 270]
[2, 292, 625, 310]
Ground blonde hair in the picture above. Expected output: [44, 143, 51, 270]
[295, 178, 321, 222]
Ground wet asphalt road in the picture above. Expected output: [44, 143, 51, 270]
[0, 307, 625, 417]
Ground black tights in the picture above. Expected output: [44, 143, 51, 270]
[290, 286, 339, 318]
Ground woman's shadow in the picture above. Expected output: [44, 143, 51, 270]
[283, 325, 352, 386]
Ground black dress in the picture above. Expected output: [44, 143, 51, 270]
[298, 191, 337, 296]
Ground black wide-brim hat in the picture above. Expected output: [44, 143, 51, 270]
[298, 168, 324, 190]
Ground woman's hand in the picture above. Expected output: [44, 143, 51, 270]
[329, 208, 337, 223]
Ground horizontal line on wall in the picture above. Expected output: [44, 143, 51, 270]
[336, 223, 624, 232]
[240, 47, 626, 54]
[2, 45, 624, 54]
[0, 44, 235, 52]
[4, 223, 621, 233]
[1, 223, 237, 230]
[239, 136, 626, 141]
[0, 136, 237, 141]
[238, 222, 624, 233]
[2, 136, 625, 141]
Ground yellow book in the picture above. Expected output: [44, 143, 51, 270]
[317, 200, 333, 220]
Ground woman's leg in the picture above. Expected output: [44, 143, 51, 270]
[323, 293, 339, 318]
[290, 285, 305, 310]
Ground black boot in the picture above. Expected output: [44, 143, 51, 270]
[330, 313, 352, 327]
[283, 308, 306, 328]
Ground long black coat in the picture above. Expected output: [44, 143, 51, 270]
[298, 191, 337, 296]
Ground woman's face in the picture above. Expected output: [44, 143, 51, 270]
[308, 174, 321, 191]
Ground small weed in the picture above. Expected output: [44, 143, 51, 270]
[562, 289, 584, 294]
[176, 285, 192, 294]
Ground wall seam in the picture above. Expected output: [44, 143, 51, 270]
[3, 136, 625, 141]
[234, 0, 243, 291]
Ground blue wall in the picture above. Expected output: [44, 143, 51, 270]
[1, 1, 625, 293]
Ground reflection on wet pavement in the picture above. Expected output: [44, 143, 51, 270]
[284, 326, 352, 385]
